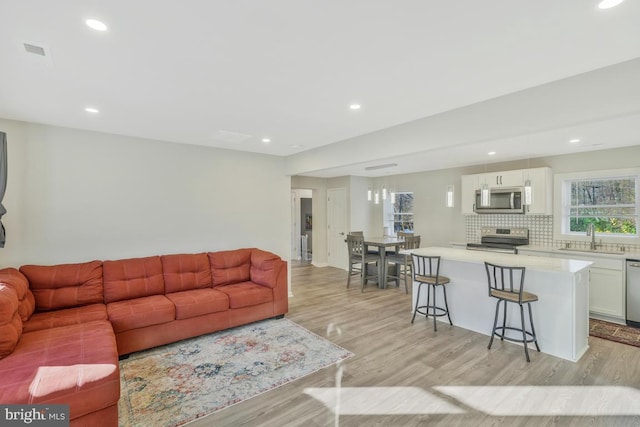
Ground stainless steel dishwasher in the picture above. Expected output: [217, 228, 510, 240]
[627, 259, 640, 327]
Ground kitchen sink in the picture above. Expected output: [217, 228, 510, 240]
[556, 247, 625, 256]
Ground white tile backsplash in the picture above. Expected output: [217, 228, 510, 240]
[465, 215, 553, 246]
[464, 215, 640, 254]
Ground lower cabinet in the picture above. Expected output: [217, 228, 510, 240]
[589, 267, 625, 319]
[519, 248, 626, 322]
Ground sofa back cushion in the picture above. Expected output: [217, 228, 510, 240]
[103, 256, 164, 303]
[0, 268, 35, 321]
[0, 282, 23, 359]
[20, 261, 103, 311]
[250, 250, 283, 289]
[209, 249, 253, 287]
[161, 253, 212, 293]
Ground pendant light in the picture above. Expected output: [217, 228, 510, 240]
[446, 185, 455, 208]
[524, 178, 533, 206]
[390, 189, 396, 204]
[479, 163, 491, 207]
[523, 156, 533, 208]
[382, 186, 387, 200]
[374, 190, 380, 204]
[367, 187, 372, 201]
[480, 182, 490, 207]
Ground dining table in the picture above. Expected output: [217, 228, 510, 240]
[363, 236, 405, 289]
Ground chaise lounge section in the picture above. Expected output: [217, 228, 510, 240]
[0, 248, 288, 426]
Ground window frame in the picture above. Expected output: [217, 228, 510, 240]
[383, 191, 414, 236]
[554, 168, 640, 245]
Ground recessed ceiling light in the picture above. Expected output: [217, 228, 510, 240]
[598, 0, 624, 9]
[349, 104, 361, 110]
[569, 138, 581, 143]
[86, 19, 108, 31]
[85, 107, 99, 113]
[261, 138, 271, 144]
[488, 151, 496, 156]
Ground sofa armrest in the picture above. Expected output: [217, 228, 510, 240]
[249, 250, 283, 289]
[249, 250, 288, 316]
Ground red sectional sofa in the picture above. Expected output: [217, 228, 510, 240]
[0, 248, 288, 426]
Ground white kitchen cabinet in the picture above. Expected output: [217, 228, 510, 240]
[552, 251, 626, 322]
[461, 174, 479, 214]
[589, 268, 625, 319]
[524, 167, 552, 215]
[518, 248, 626, 322]
[487, 169, 524, 188]
[461, 167, 552, 215]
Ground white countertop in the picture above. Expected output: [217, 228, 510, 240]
[407, 246, 592, 274]
[519, 244, 638, 260]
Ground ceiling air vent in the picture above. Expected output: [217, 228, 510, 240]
[24, 43, 46, 56]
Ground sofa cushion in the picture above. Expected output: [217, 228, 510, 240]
[107, 295, 175, 333]
[165, 289, 229, 319]
[209, 248, 253, 286]
[0, 284, 22, 359]
[161, 253, 212, 293]
[0, 320, 120, 421]
[23, 303, 108, 333]
[20, 261, 103, 311]
[216, 282, 273, 309]
[250, 249, 283, 289]
[103, 256, 164, 303]
[0, 268, 35, 321]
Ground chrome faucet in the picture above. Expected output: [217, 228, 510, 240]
[586, 223, 597, 250]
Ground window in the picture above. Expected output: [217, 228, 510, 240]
[392, 192, 414, 233]
[561, 174, 638, 237]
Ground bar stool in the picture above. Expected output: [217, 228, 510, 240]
[411, 254, 452, 331]
[484, 262, 540, 362]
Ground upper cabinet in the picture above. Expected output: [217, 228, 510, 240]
[460, 174, 479, 214]
[487, 170, 524, 188]
[524, 167, 553, 215]
[461, 167, 552, 215]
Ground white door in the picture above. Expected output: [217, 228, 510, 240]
[327, 188, 348, 270]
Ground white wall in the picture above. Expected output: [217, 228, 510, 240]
[369, 168, 467, 246]
[0, 119, 290, 267]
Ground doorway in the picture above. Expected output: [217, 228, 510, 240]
[291, 189, 313, 264]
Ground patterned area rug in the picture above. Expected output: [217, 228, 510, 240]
[589, 318, 640, 348]
[118, 318, 353, 427]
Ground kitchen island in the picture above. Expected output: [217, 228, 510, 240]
[407, 247, 592, 362]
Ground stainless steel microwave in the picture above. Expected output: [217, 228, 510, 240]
[473, 187, 525, 214]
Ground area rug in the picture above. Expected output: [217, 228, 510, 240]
[118, 318, 353, 427]
[589, 318, 640, 348]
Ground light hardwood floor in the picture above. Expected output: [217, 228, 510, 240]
[190, 264, 640, 426]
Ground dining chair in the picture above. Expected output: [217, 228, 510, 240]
[386, 235, 421, 293]
[346, 234, 378, 290]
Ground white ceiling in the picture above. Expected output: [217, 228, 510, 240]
[1, 1, 639, 177]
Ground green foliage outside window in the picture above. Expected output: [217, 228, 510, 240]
[569, 178, 637, 235]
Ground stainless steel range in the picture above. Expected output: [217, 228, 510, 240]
[466, 227, 529, 254]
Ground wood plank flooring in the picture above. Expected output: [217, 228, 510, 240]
[188, 264, 640, 427]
